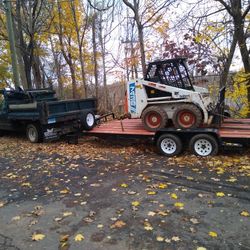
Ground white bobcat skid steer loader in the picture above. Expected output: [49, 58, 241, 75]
[127, 58, 214, 131]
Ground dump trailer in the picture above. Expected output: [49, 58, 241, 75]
[0, 88, 96, 142]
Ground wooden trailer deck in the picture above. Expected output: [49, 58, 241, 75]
[87, 118, 250, 139]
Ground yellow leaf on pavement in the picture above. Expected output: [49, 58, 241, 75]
[120, 183, 128, 188]
[171, 193, 178, 199]
[144, 221, 153, 231]
[63, 211, 73, 217]
[174, 202, 184, 208]
[240, 211, 250, 217]
[60, 189, 69, 194]
[21, 182, 32, 188]
[197, 247, 207, 250]
[131, 201, 140, 207]
[216, 192, 225, 197]
[74, 233, 84, 242]
[209, 231, 218, 237]
[32, 233, 45, 241]
[156, 236, 164, 242]
[147, 191, 156, 195]
[158, 183, 168, 189]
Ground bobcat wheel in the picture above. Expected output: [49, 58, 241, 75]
[157, 134, 182, 157]
[189, 134, 218, 157]
[142, 106, 168, 132]
[173, 104, 202, 129]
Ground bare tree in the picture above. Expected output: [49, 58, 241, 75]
[122, 0, 174, 77]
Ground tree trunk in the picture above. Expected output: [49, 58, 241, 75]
[137, 23, 147, 78]
[16, 0, 32, 89]
[92, 13, 99, 102]
[70, 2, 87, 98]
[32, 55, 42, 89]
[68, 60, 77, 99]
[98, 15, 108, 111]
[16, 44, 28, 89]
[50, 37, 63, 98]
[219, 33, 238, 89]
[231, 0, 250, 110]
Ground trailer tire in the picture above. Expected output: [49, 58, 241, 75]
[189, 134, 218, 157]
[81, 111, 95, 131]
[157, 134, 182, 157]
[173, 104, 202, 129]
[26, 123, 43, 143]
[142, 106, 168, 131]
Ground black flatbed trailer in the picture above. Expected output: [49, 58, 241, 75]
[84, 118, 250, 156]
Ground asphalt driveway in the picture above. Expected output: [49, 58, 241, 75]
[0, 135, 249, 250]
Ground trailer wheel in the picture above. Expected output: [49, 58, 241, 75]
[142, 106, 168, 131]
[81, 111, 95, 131]
[173, 104, 202, 129]
[157, 134, 182, 157]
[189, 134, 218, 157]
[26, 123, 43, 143]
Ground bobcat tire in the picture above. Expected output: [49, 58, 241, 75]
[173, 104, 202, 129]
[142, 106, 168, 132]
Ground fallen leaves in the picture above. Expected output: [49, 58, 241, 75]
[131, 201, 140, 207]
[74, 233, 84, 242]
[32, 233, 45, 241]
[156, 236, 164, 242]
[144, 221, 153, 231]
[171, 236, 181, 242]
[32, 206, 44, 217]
[147, 211, 156, 216]
[110, 220, 126, 229]
[11, 216, 21, 221]
[147, 191, 156, 195]
[216, 192, 225, 197]
[60, 189, 69, 194]
[60, 234, 69, 248]
[174, 202, 184, 208]
[120, 183, 128, 188]
[240, 210, 250, 217]
[158, 183, 168, 189]
[190, 218, 199, 224]
[0, 201, 5, 208]
[170, 193, 178, 199]
[63, 211, 73, 217]
[21, 182, 32, 188]
[209, 231, 218, 238]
